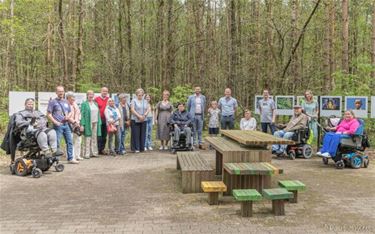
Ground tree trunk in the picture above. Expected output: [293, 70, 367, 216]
[227, 0, 236, 89]
[324, 1, 336, 92]
[371, 2, 375, 88]
[76, 0, 84, 86]
[58, 0, 68, 85]
[342, 0, 349, 75]
[290, 0, 299, 92]
[125, 0, 134, 88]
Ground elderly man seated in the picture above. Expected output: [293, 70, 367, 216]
[169, 102, 193, 147]
[272, 105, 308, 156]
[15, 98, 62, 157]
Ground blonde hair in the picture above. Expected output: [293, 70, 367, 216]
[107, 98, 114, 106]
[304, 90, 313, 101]
[135, 88, 144, 95]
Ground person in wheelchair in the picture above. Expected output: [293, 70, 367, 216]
[317, 110, 359, 158]
[272, 105, 308, 156]
[14, 98, 62, 158]
[169, 102, 193, 148]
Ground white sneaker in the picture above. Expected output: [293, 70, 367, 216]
[148, 147, 153, 151]
[321, 152, 331, 158]
[144, 148, 148, 151]
[316, 152, 323, 156]
[164, 146, 169, 150]
[68, 159, 80, 164]
[159, 146, 164, 150]
[77, 157, 83, 161]
[135, 150, 140, 153]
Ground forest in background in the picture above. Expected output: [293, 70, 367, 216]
[0, 0, 375, 133]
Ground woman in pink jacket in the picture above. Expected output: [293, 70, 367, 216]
[317, 110, 359, 158]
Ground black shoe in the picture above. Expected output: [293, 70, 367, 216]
[52, 149, 64, 157]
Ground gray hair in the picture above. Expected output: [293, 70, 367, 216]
[135, 88, 144, 95]
[65, 91, 75, 99]
[118, 93, 127, 100]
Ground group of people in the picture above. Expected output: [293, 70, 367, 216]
[13, 84, 358, 163]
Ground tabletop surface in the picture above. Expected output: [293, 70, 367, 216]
[221, 130, 295, 146]
[224, 162, 283, 175]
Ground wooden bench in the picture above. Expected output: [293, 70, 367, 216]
[233, 189, 262, 217]
[201, 181, 227, 205]
[223, 162, 283, 195]
[262, 188, 294, 216]
[278, 180, 306, 203]
[206, 137, 271, 175]
[177, 152, 214, 193]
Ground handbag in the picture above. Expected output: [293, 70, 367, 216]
[107, 123, 117, 133]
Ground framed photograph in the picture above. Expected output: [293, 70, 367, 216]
[297, 96, 318, 106]
[345, 96, 368, 118]
[73, 93, 87, 108]
[9, 91, 36, 116]
[320, 96, 342, 117]
[112, 93, 131, 107]
[37, 92, 56, 114]
[275, 96, 295, 115]
[371, 96, 375, 118]
[254, 95, 273, 115]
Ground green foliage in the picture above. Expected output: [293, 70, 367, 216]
[145, 86, 161, 103]
[170, 85, 193, 107]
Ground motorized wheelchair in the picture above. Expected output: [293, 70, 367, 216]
[169, 123, 194, 154]
[4, 114, 65, 178]
[321, 118, 370, 169]
[274, 121, 313, 160]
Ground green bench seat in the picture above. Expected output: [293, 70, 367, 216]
[233, 189, 262, 217]
[262, 188, 294, 216]
[278, 180, 306, 203]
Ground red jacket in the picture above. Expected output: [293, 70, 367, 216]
[95, 96, 109, 120]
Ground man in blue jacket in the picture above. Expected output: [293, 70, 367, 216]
[187, 86, 206, 147]
[169, 103, 193, 147]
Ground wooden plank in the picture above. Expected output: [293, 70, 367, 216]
[201, 181, 227, 192]
[223, 162, 283, 176]
[221, 130, 295, 146]
[278, 180, 306, 191]
[233, 189, 262, 201]
[262, 188, 294, 200]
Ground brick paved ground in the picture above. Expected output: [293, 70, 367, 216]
[0, 150, 374, 234]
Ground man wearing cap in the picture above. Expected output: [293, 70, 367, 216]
[272, 105, 308, 156]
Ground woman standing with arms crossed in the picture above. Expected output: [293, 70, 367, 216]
[155, 90, 173, 150]
[302, 90, 319, 140]
[130, 88, 151, 153]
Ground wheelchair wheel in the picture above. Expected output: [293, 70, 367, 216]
[288, 151, 296, 160]
[335, 160, 345, 169]
[302, 145, 313, 159]
[363, 158, 369, 168]
[14, 158, 29, 176]
[55, 163, 65, 172]
[322, 157, 329, 165]
[350, 155, 362, 169]
[31, 168, 42, 178]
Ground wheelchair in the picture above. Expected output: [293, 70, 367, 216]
[285, 126, 313, 160]
[321, 119, 370, 169]
[8, 121, 65, 178]
[169, 123, 194, 154]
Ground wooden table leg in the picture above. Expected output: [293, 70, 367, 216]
[272, 200, 285, 216]
[216, 151, 223, 175]
[208, 192, 219, 205]
[241, 201, 253, 217]
[223, 170, 231, 196]
[289, 191, 298, 203]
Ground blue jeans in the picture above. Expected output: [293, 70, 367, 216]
[193, 115, 204, 145]
[119, 125, 127, 153]
[272, 130, 295, 153]
[54, 123, 73, 161]
[221, 115, 235, 130]
[309, 119, 318, 139]
[145, 117, 153, 148]
[320, 132, 344, 157]
[261, 122, 276, 135]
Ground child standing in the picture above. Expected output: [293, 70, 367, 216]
[208, 101, 220, 136]
[240, 109, 257, 130]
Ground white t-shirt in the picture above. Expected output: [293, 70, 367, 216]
[89, 102, 99, 123]
[240, 118, 257, 130]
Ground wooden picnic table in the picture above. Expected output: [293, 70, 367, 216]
[221, 130, 295, 147]
[206, 136, 271, 175]
[223, 162, 283, 195]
